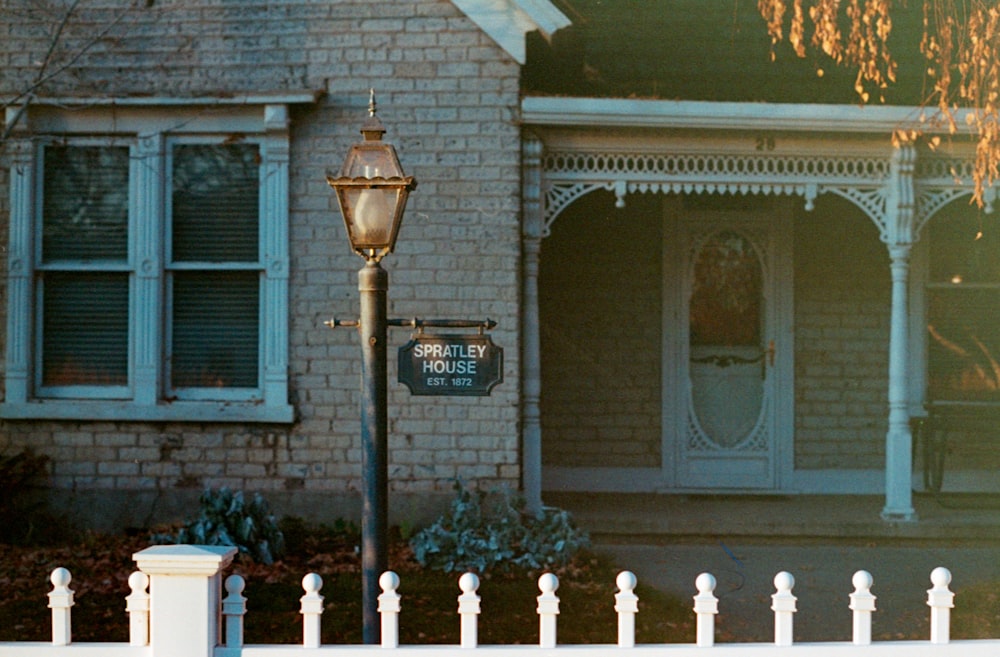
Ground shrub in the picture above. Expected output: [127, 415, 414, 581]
[154, 487, 285, 564]
[410, 481, 589, 574]
[0, 448, 55, 545]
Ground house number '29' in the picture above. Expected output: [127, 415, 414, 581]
[756, 136, 776, 151]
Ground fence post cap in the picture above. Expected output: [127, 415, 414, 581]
[616, 571, 637, 592]
[50, 567, 72, 589]
[771, 571, 797, 613]
[695, 572, 717, 594]
[538, 573, 559, 594]
[852, 570, 873, 590]
[459, 572, 480, 594]
[930, 567, 952, 588]
[128, 571, 150, 592]
[133, 545, 237, 576]
[302, 573, 323, 594]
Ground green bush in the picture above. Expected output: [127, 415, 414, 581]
[155, 487, 285, 564]
[410, 481, 589, 574]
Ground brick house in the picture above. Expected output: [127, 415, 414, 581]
[0, 0, 995, 530]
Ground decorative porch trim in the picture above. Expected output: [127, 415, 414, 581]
[539, 149, 895, 235]
[539, 147, 987, 238]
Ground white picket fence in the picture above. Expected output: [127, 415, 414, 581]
[1, 544, 999, 657]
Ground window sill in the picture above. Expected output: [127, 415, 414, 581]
[0, 400, 295, 424]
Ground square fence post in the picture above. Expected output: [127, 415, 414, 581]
[133, 545, 237, 657]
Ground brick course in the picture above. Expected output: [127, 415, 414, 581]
[793, 199, 890, 469]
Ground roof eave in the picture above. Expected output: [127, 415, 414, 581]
[521, 96, 973, 135]
[452, 0, 571, 64]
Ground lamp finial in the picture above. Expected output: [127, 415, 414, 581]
[361, 88, 385, 141]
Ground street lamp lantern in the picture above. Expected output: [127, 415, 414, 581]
[327, 90, 416, 261]
[326, 90, 415, 645]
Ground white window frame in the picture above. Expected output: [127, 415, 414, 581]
[2, 97, 311, 423]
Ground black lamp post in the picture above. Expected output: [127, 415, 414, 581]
[327, 91, 416, 644]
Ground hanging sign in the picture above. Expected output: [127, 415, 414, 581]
[398, 334, 503, 396]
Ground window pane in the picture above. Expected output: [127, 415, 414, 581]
[42, 145, 129, 262]
[42, 272, 128, 386]
[172, 144, 259, 262]
[690, 230, 762, 346]
[927, 288, 1000, 402]
[928, 206, 1000, 284]
[171, 271, 259, 388]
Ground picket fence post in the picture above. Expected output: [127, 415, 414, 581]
[927, 566, 954, 644]
[537, 573, 560, 648]
[693, 572, 719, 647]
[849, 570, 876, 645]
[615, 571, 638, 648]
[223, 574, 247, 649]
[47, 567, 73, 646]
[771, 571, 797, 647]
[379, 571, 402, 648]
[133, 544, 237, 657]
[126, 571, 151, 646]
[300, 573, 324, 648]
[458, 572, 481, 648]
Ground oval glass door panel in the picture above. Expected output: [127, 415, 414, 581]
[689, 230, 765, 449]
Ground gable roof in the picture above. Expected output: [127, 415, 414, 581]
[452, 0, 571, 64]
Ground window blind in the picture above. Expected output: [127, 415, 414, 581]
[171, 271, 259, 388]
[42, 272, 129, 386]
[42, 145, 129, 262]
[171, 144, 259, 262]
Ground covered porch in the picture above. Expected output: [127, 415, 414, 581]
[519, 97, 998, 522]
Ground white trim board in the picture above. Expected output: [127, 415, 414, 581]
[522, 96, 977, 135]
[452, 0, 570, 64]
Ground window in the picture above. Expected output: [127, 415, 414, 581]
[3, 101, 299, 422]
[167, 143, 261, 395]
[925, 204, 1000, 403]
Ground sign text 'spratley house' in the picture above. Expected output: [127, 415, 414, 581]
[0, 0, 997, 527]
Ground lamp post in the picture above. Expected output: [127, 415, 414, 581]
[327, 91, 416, 644]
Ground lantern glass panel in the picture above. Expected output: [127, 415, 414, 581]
[344, 187, 399, 247]
[343, 147, 398, 179]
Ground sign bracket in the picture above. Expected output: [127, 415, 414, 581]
[327, 317, 496, 334]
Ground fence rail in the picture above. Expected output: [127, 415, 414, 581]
[1, 545, 999, 657]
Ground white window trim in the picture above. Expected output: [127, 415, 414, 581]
[1, 96, 316, 423]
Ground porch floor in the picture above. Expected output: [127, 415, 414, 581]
[544, 492, 1000, 543]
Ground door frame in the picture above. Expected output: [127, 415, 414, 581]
[660, 196, 795, 491]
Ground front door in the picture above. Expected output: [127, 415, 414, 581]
[663, 199, 793, 489]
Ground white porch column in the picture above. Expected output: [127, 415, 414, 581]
[522, 134, 544, 514]
[883, 244, 916, 519]
[134, 545, 237, 657]
[881, 144, 917, 521]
